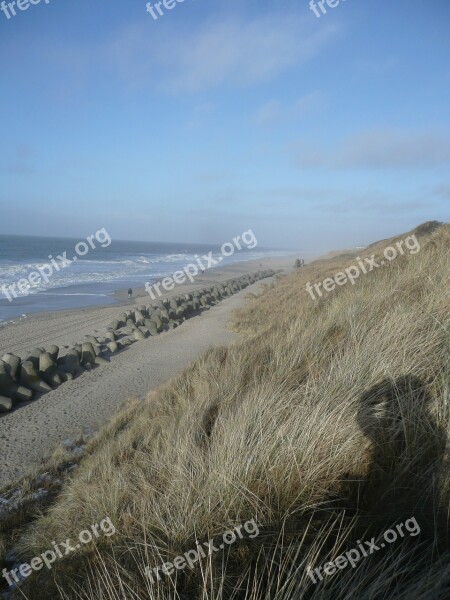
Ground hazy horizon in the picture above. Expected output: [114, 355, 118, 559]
[0, 221, 440, 254]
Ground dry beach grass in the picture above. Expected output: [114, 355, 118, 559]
[2, 223, 449, 599]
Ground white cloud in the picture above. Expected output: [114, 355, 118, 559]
[353, 57, 400, 75]
[432, 183, 450, 198]
[163, 16, 337, 92]
[253, 91, 324, 125]
[253, 100, 283, 125]
[105, 14, 338, 93]
[294, 128, 450, 169]
[7, 12, 338, 98]
[0, 144, 35, 175]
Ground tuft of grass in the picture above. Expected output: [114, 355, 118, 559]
[4, 224, 449, 599]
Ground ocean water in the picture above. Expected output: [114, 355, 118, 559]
[0, 234, 286, 322]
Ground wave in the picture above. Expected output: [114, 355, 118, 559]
[0, 249, 288, 297]
[41, 292, 111, 297]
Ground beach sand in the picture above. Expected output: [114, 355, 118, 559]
[0, 256, 292, 486]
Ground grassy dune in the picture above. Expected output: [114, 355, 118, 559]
[6, 223, 450, 599]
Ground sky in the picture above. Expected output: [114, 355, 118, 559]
[1, 0, 449, 253]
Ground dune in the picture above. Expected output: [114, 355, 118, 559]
[0, 226, 448, 600]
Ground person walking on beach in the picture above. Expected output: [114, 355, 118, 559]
[128, 288, 133, 299]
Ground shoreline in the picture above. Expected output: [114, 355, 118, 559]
[0, 254, 295, 330]
[0, 257, 293, 485]
[0, 256, 292, 357]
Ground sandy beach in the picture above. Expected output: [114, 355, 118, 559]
[0, 256, 292, 486]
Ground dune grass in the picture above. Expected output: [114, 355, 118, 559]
[5, 223, 449, 599]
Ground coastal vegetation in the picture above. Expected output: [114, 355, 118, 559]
[1, 223, 448, 599]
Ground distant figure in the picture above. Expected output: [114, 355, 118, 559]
[260, 263, 262, 267]
[128, 288, 133, 299]
[294, 258, 305, 269]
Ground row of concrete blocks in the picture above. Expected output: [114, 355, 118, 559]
[0, 270, 276, 413]
[110, 270, 276, 337]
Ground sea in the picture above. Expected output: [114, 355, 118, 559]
[0, 234, 289, 323]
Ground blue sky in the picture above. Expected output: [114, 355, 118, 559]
[1, 0, 449, 252]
